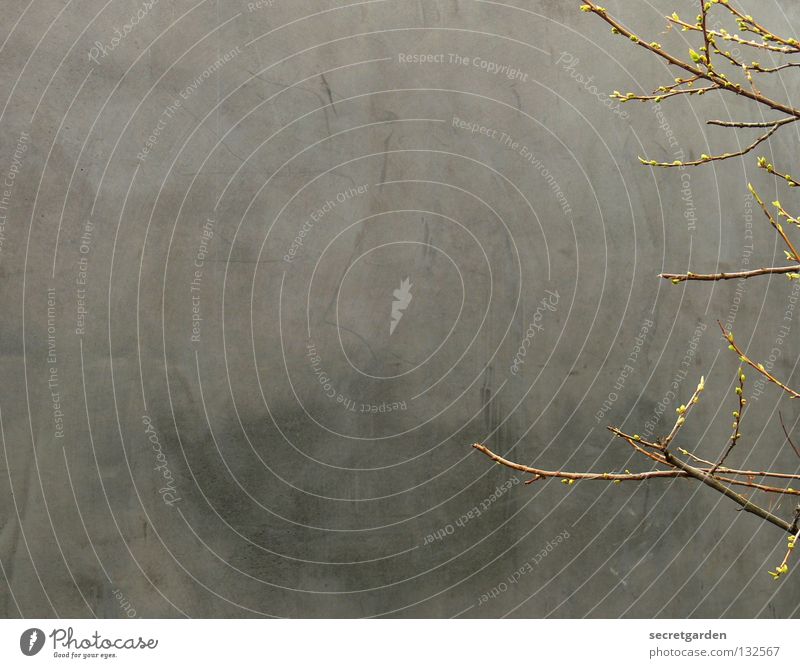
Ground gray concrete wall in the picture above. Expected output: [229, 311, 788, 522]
[1, 0, 800, 618]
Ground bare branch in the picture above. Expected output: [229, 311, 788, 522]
[472, 441, 800, 498]
[639, 122, 783, 167]
[580, 2, 800, 118]
[661, 449, 794, 532]
[707, 118, 794, 129]
[470, 443, 678, 483]
[661, 265, 800, 284]
[749, 183, 800, 262]
[721, 322, 800, 400]
[474, 2, 800, 575]
[711, 368, 747, 473]
[718, 3, 800, 52]
[758, 156, 800, 188]
[780, 412, 800, 459]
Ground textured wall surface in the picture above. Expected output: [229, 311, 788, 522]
[1, 0, 800, 618]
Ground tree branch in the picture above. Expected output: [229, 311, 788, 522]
[661, 265, 800, 283]
[661, 450, 794, 532]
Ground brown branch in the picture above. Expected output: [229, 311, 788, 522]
[610, 428, 800, 483]
[758, 157, 800, 188]
[661, 265, 800, 283]
[669, 15, 797, 54]
[773, 201, 800, 231]
[607, 426, 663, 452]
[749, 62, 800, 74]
[780, 411, 800, 459]
[614, 84, 718, 104]
[725, 470, 800, 482]
[660, 449, 794, 532]
[662, 378, 705, 448]
[769, 530, 799, 579]
[720, 322, 800, 399]
[699, 0, 712, 69]
[640, 122, 782, 167]
[749, 183, 800, 261]
[563, 1, 800, 558]
[719, 3, 800, 52]
[715, 475, 800, 496]
[580, 2, 800, 119]
[472, 442, 800, 498]
[663, 186, 800, 283]
[470, 443, 679, 482]
[711, 369, 747, 473]
[707, 118, 793, 129]
[614, 431, 670, 466]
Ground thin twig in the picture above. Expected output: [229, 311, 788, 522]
[470, 443, 677, 482]
[580, 2, 800, 118]
[661, 265, 800, 283]
[662, 377, 706, 448]
[661, 450, 794, 532]
[707, 118, 794, 129]
[719, 3, 800, 52]
[779, 412, 800, 459]
[749, 183, 800, 261]
[711, 369, 747, 473]
[721, 322, 800, 399]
